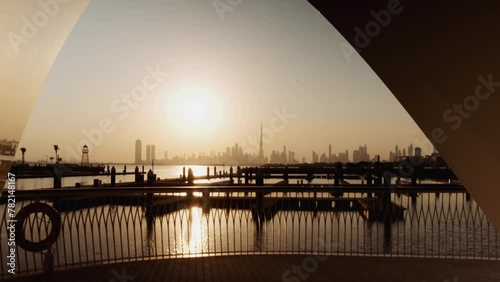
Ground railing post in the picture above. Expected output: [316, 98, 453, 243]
[145, 192, 154, 222]
[42, 247, 55, 275]
[382, 177, 393, 244]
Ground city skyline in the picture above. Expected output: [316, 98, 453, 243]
[129, 139, 437, 165]
[22, 137, 434, 165]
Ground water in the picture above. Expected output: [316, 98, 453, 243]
[1, 192, 499, 276]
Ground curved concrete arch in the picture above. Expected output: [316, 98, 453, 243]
[308, 0, 500, 229]
[0, 0, 90, 190]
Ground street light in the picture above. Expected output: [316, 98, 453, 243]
[20, 147, 26, 165]
[53, 145, 59, 164]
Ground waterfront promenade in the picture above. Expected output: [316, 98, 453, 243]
[9, 255, 500, 282]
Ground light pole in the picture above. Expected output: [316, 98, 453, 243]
[20, 147, 26, 165]
[53, 145, 59, 164]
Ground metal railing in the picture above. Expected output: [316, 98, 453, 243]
[1, 186, 499, 278]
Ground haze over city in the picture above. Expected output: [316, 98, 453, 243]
[15, 0, 430, 164]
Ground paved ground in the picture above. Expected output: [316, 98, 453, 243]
[6, 255, 500, 282]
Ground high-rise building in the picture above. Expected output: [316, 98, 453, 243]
[146, 145, 151, 163]
[151, 145, 156, 162]
[312, 151, 318, 163]
[408, 144, 414, 156]
[329, 144, 332, 162]
[258, 122, 264, 160]
[352, 144, 369, 163]
[135, 140, 142, 164]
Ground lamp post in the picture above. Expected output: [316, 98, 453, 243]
[53, 145, 59, 164]
[20, 147, 26, 165]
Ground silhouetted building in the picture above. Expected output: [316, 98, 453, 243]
[329, 144, 332, 162]
[135, 140, 142, 164]
[146, 145, 151, 163]
[312, 151, 318, 163]
[352, 144, 369, 163]
[338, 150, 349, 163]
[258, 122, 265, 163]
[151, 145, 156, 162]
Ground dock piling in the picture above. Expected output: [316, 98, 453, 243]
[111, 166, 116, 187]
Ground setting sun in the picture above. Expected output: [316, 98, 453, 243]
[166, 83, 223, 136]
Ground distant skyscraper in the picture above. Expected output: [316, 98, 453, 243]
[164, 151, 168, 160]
[151, 145, 156, 162]
[408, 144, 414, 156]
[135, 140, 142, 164]
[258, 122, 264, 160]
[352, 144, 369, 163]
[146, 145, 151, 163]
[329, 144, 332, 162]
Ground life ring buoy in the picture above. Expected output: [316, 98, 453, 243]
[15, 202, 61, 252]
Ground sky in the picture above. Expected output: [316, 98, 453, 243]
[16, 0, 430, 163]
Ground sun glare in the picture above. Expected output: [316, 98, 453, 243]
[166, 83, 222, 135]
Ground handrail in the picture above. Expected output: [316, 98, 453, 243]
[1, 185, 467, 200]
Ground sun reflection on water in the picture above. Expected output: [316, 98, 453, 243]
[186, 207, 205, 255]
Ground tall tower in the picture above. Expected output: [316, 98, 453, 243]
[135, 140, 142, 164]
[151, 145, 156, 162]
[146, 145, 151, 163]
[329, 144, 332, 162]
[81, 145, 89, 167]
[258, 122, 264, 160]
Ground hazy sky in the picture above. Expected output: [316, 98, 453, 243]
[17, 0, 429, 163]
